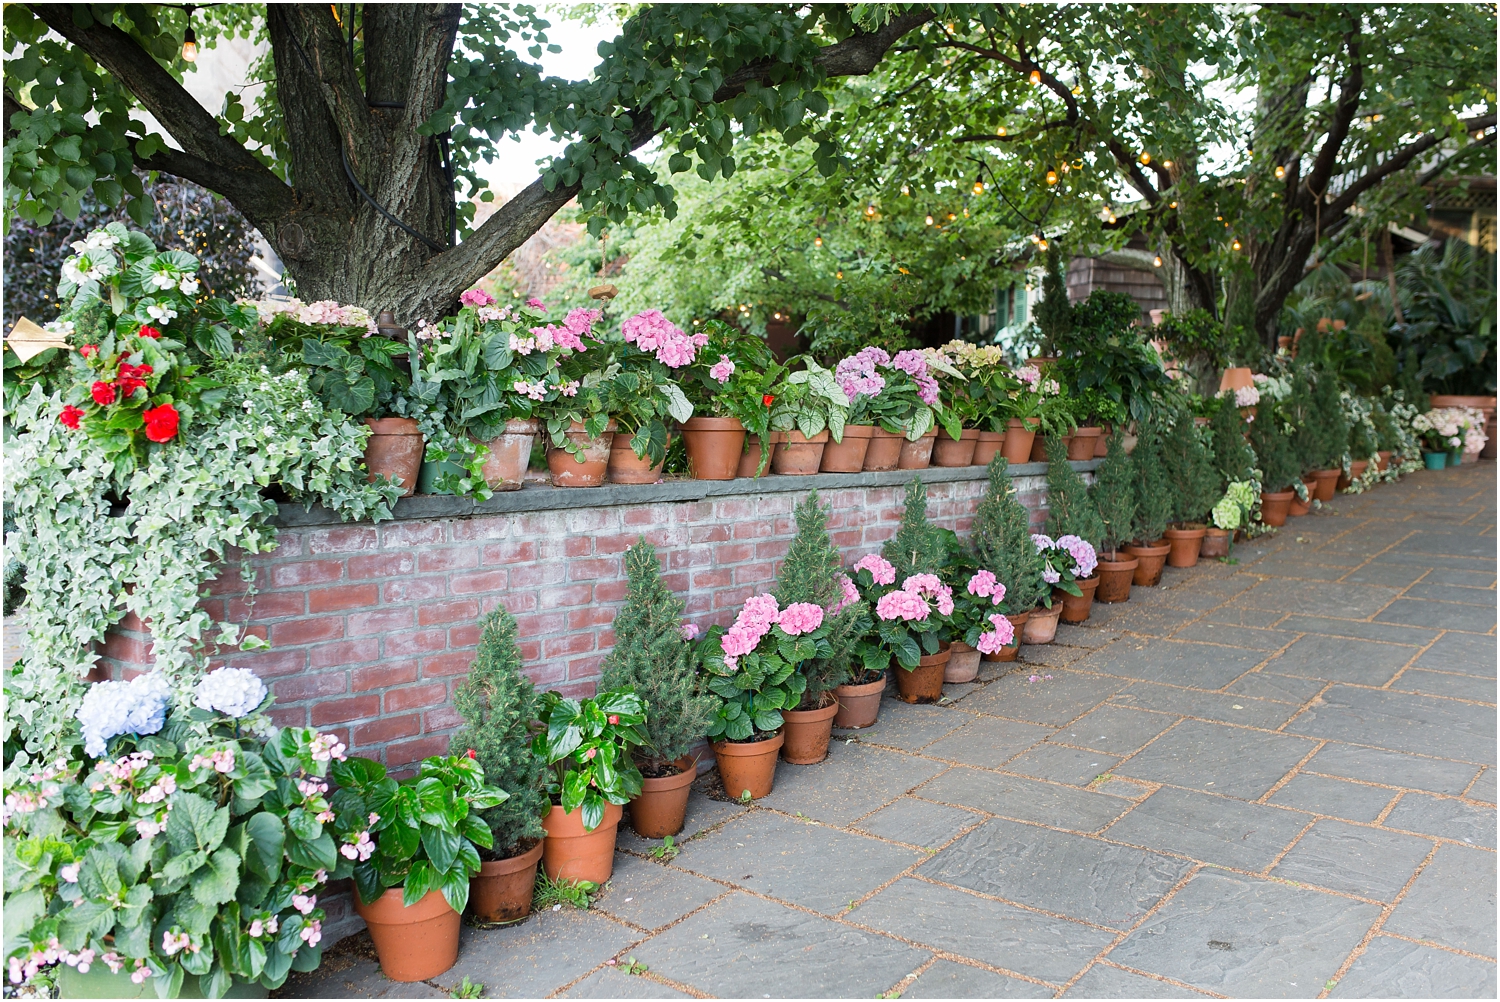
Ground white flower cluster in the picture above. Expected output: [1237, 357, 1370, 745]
[1251, 371, 1293, 402]
[193, 667, 268, 718]
[75, 674, 171, 757]
[1412, 407, 1487, 452]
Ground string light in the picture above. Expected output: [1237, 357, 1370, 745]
[773, 312, 783, 321]
[997, 127, 1007, 137]
[1036, 235, 1049, 251]
[1139, 152, 1151, 165]
[1169, 201, 1178, 209]
[181, 6, 199, 63]
[973, 181, 984, 194]
[813, 236, 823, 248]
[901, 184, 910, 195]
[1274, 165, 1286, 179]
[1046, 170, 1058, 185]
[947, 213, 957, 221]
[1231, 239, 1242, 251]
[864, 204, 877, 217]
[1153, 255, 1163, 267]
[925, 215, 935, 226]
[1163, 160, 1173, 169]
[1028, 70, 1041, 85]
[835, 271, 843, 279]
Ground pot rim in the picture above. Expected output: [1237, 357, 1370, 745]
[638, 766, 697, 792]
[1098, 553, 1141, 569]
[835, 676, 888, 696]
[477, 838, 545, 875]
[1163, 525, 1207, 538]
[713, 731, 786, 754]
[1124, 541, 1172, 554]
[682, 416, 746, 430]
[365, 417, 422, 433]
[783, 700, 841, 722]
[836, 424, 877, 438]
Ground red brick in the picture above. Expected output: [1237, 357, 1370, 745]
[309, 584, 379, 613]
[714, 543, 755, 565]
[384, 576, 447, 603]
[595, 629, 615, 649]
[714, 586, 757, 609]
[691, 568, 733, 589]
[385, 682, 448, 712]
[449, 570, 507, 595]
[447, 623, 482, 648]
[539, 583, 592, 608]
[270, 617, 345, 646]
[309, 639, 380, 669]
[352, 713, 420, 747]
[347, 607, 416, 636]
[228, 590, 306, 621]
[690, 524, 731, 544]
[543, 632, 595, 659]
[567, 654, 605, 679]
[518, 640, 541, 662]
[223, 649, 308, 678]
[660, 573, 690, 593]
[419, 548, 479, 572]
[593, 533, 640, 555]
[566, 557, 620, 581]
[381, 522, 447, 548]
[511, 611, 567, 636]
[268, 705, 307, 728]
[594, 580, 628, 603]
[348, 552, 417, 580]
[521, 661, 568, 687]
[307, 527, 379, 554]
[490, 592, 538, 615]
[352, 661, 419, 692]
[755, 540, 790, 560]
[423, 705, 463, 732]
[552, 680, 601, 699]
[564, 536, 592, 557]
[311, 694, 380, 726]
[450, 516, 511, 541]
[271, 560, 345, 588]
[103, 632, 153, 664]
[567, 606, 615, 630]
[273, 671, 348, 702]
[482, 541, 537, 565]
[419, 599, 478, 625]
[385, 629, 448, 656]
[119, 611, 147, 631]
[509, 563, 567, 587]
[622, 507, 664, 527]
[714, 499, 753, 520]
[385, 735, 451, 768]
[421, 651, 477, 678]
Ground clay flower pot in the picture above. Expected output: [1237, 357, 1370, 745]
[1000, 419, 1038, 464]
[541, 801, 622, 884]
[833, 675, 887, 728]
[355, 887, 460, 982]
[895, 646, 949, 703]
[607, 434, 668, 484]
[781, 699, 840, 765]
[945, 641, 981, 683]
[863, 427, 905, 471]
[479, 418, 540, 491]
[364, 417, 425, 497]
[932, 428, 979, 467]
[1058, 575, 1099, 624]
[713, 731, 784, 800]
[1124, 541, 1171, 586]
[821, 424, 874, 473]
[771, 429, 830, 475]
[1027, 432, 1050, 463]
[1067, 427, 1102, 461]
[1376, 450, 1393, 472]
[547, 420, 616, 487]
[737, 438, 771, 478]
[1164, 524, 1207, 568]
[1336, 460, 1369, 491]
[1199, 527, 1232, 559]
[629, 757, 696, 839]
[469, 839, 544, 924]
[1218, 367, 1254, 395]
[972, 430, 1005, 466]
[1093, 426, 1111, 458]
[897, 428, 939, 469]
[1311, 468, 1340, 502]
[1021, 604, 1062, 645]
[1289, 484, 1314, 516]
[982, 611, 1028, 661]
[1260, 490, 1294, 527]
[1095, 554, 1139, 603]
[682, 417, 746, 480]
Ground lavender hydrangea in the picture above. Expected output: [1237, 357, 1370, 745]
[76, 673, 171, 757]
[194, 667, 268, 718]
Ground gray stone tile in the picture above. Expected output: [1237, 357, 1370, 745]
[960, 669, 1124, 726]
[1424, 568, 1496, 589]
[1415, 632, 1497, 677]
[1468, 766, 1497, 805]
[1377, 599, 1496, 633]
[903, 959, 1053, 998]
[920, 715, 1053, 768]
[1329, 936, 1498, 999]
[632, 892, 927, 998]
[1385, 844, 1497, 954]
[1267, 774, 1396, 823]
[673, 812, 918, 916]
[1172, 623, 1293, 650]
[853, 796, 984, 848]
[841, 697, 973, 752]
[1392, 668, 1496, 703]
[1392, 531, 1496, 558]
[1267, 634, 1416, 685]
[1063, 964, 1211, 998]
[917, 768, 1132, 834]
[558, 967, 694, 999]
[1374, 550, 1493, 572]
[1052, 624, 1125, 650]
[1015, 643, 1089, 668]
[1272, 819, 1434, 900]
[1111, 606, 1204, 637]
[757, 739, 946, 826]
[1115, 719, 1317, 800]
[286, 955, 450, 998]
[1277, 615, 1440, 647]
[1203, 607, 1288, 629]
[1305, 742, 1480, 796]
[1384, 793, 1497, 848]
[1103, 787, 1310, 871]
[921, 818, 1193, 929]
[618, 789, 746, 854]
[1110, 682, 1297, 729]
[1049, 705, 1177, 756]
[1237, 559, 1357, 582]
[1107, 870, 1381, 999]
[1340, 563, 1432, 588]
[1005, 744, 1121, 786]
[1157, 587, 1233, 612]
[594, 853, 725, 931]
[1079, 640, 1266, 689]
[1225, 671, 1327, 705]
[1241, 579, 1401, 619]
[852, 877, 1115, 985]
[443, 907, 640, 998]
[1285, 685, 1497, 765]
[1405, 582, 1498, 606]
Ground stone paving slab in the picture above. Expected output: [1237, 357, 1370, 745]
[557, 967, 694, 999]
[1270, 819, 1434, 900]
[440, 908, 639, 998]
[1048, 703, 1177, 755]
[1102, 786, 1310, 871]
[756, 738, 947, 825]
[1285, 685, 1497, 765]
[1267, 634, 1416, 685]
[1063, 964, 1210, 998]
[902, 958, 1053, 998]
[593, 852, 726, 931]
[1392, 667, 1496, 702]
[1383, 844, 1498, 955]
[1383, 792, 1498, 848]
[1110, 682, 1298, 729]
[919, 714, 1053, 768]
[1224, 670, 1327, 705]
[1328, 936, 1499, 998]
[916, 767, 1133, 833]
[1275, 614, 1442, 646]
[1267, 773, 1397, 822]
[1115, 719, 1317, 799]
[1415, 631, 1498, 676]
[852, 796, 984, 847]
[1302, 743, 1481, 796]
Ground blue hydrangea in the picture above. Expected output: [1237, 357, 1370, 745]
[75, 673, 171, 758]
[193, 667, 267, 719]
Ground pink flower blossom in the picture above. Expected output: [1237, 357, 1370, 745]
[902, 574, 955, 615]
[301, 920, 323, 946]
[292, 894, 317, 915]
[853, 554, 896, 585]
[559, 380, 580, 397]
[59, 863, 80, 883]
[513, 379, 548, 401]
[709, 356, 736, 383]
[1014, 365, 1041, 389]
[1057, 535, 1098, 578]
[829, 574, 861, 615]
[460, 288, 496, 308]
[680, 622, 701, 640]
[876, 589, 931, 622]
[777, 603, 825, 636]
[975, 613, 1016, 654]
[1042, 565, 1061, 584]
[527, 297, 547, 311]
[622, 310, 699, 367]
[1030, 533, 1055, 552]
[719, 594, 780, 658]
[966, 570, 1005, 604]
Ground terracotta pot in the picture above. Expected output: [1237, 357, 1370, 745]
[1277, 335, 1294, 352]
[541, 801, 622, 884]
[1058, 575, 1099, 624]
[1094, 426, 1111, 458]
[1124, 541, 1171, 586]
[1028, 432, 1050, 463]
[932, 428, 979, 467]
[781, 700, 840, 765]
[833, 676, 887, 728]
[1095, 554, 1139, 603]
[629, 757, 696, 839]
[363, 417, 425, 497]
[1067, 427, 1102, 461]
[945, 641, 981, 683]
[682, 417, 746, 480]
[607, 434, 669, 484]
[469, 839, 544, 924]
[1376, 450, 1393, 472]
[895, 646, 949, 703]
[1200, 527, 1231, 559]
[863, 427, 905, 471]
[547, 420, 616, 487]
[771, 429, 829, 475]
[1289, 485, 1313, 516]
[1021, 604, 1062, 644]
[736, 437, 771, 478]
[1260, 490, 1294, 527]
[355, 887, 460, 982]
[1164, 524, 1206, 568]
[1218, 367, 1254, 394]
[1311, 468, 1340, 502]
[982, 611, 1029, 661]
[973, 431, 1005, 466]
[479, 418, 539, 491]
[1001, 418, 1038, 464]
[897, 428, 939, 469]
[821, 424, 874, 473]
[713, 731, 784, 800]
[1337, 459, 1369, 491]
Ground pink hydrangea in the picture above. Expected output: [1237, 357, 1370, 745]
[460, 288, 496, 308]
[680, 622, 701, 640]
[975, 613, 1016, 654]
[890, 350, 928, 378]
[623, 310, 701, 367]
[1057, 535, 1098, 578]
[966, 570, 1006, 605]
[1014, 365, 1041, 389]
[829, 574, 861, 615]
[1031, 533, 1055, 552]
[778, 603, 825, 636]
[527, 297, 548, 311]
[835, 348, 889, 400]
[709, 356, 736, 383]
[720, 594, 780, 658]
[853, 553, 896, 586]
[876, 589, 931, 622]
[902, 574, 954, 616]
[1042, 565, 1061, 584]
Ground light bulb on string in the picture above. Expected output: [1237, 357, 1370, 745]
[181, 17, 198, 62]
[813, 236, 823, 248]
[1274, 165, 1286, 179]
[997, 127, 1007, 137]
[1028, 70, 1041, 85]
[973, 181, 984, 194]
[835, 271, 843, 279]
[1163, 160, 1173, 169]
[1139, 152, 1151, 165]
[1045, 170, 1058, 185]
[864, 204, 877, 217]
[1169, 201, 1178, 209]
[925, 215, 935, 226]
[947, 213, 957, 221]
[1231, 239, 1242, 251]
[1153, 255, 1163, 267]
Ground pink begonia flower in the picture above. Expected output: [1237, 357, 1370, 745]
[876, 589, 931, 622]
[248, 920, 264, 938]
[292, 894, 317, 915]
[460, 288, 496, 308]
[301, 921, 322, 946]
[828, 574, 861, 615]
[59, 863, 80, 883]
[853, 554, 896, 586]
[777, 603, 825, 636]
[527, 297, 547, 311]
[680, 622, 701, 640]
[709, 356, 736, 383]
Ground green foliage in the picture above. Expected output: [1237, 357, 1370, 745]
[769, 358, 850, 441]
[1162, 414, 1220, 524]
[1130, 421, 1173, 543]
[1043, 436, 1104, 545]
[1055, 292, 1171, 424]
[1208, 399, 1255, 489]
[1091, 432, 1138, 554]
[532, 870, 600, 911]
[531, 689, 646, 832]
[452, 977, 487, 999]
[600, 540, 715, 766]
[1032, 244, 1073, 355]
[970, 456, 1047, 613]
[1394, 241, 1496, 395]
[449, 608, 550, 857]
[1288, 365, 1351, 472]
[1249, 404, 1301, 493]
[700, 613, 833, 740]
[774, 492, 860, 704]
[882, 477, 944, 579]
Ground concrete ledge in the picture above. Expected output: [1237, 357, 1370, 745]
[274, 459, 1100, 527]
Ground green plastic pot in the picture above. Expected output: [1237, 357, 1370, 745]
[1448, 449, 1463, 467]
[416, 458, 466, 494]
[1423, 452, 1448, 470]
[57, 964, 269, 999]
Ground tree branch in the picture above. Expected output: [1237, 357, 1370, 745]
[1305, 22, 1364, 198]
[713, 10, 935, 102]
[1324, 113, 1497, 221]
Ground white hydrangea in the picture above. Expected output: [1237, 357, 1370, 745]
[193, 667, 268, 719]
[76, 674, 171, 758]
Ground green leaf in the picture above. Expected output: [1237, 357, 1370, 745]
[286, 831, 338, 871]
[192, 847, 241, 906]
[243, 812, 284, 883]
[420, 827, 461, 874]
[402, 859, 434, 907]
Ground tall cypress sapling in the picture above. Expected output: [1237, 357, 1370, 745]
[450, 607, 550, 857]
[1044, 434, 1106, 545]
[1091, 432, 1138, 556]
[1249, 406, 1302, 493]
[883, 477, 945, 580]
[1208, 398, 1255, 488]
[1130, 421, 1173, 544]
[1312, 367, 1350, 468]
[1033, 243, 1074, 355]
[970, 455, 1048, 613]
[599, 539, 716, 775]
[1163, 413, 1220, 524]
[775, 491, 860, 707]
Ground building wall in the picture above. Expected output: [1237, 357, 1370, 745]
[1066, 257, 1169, 320]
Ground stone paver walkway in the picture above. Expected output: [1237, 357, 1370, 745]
[288, 463, 1497, 999]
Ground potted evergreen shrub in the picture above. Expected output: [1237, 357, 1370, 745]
[1124, 419, 1173, 585]
[1044, 435, 1106, 622]
[939, 531, 1014, 681]
[1250, 401, 1304, 526]
[774, 492, 863, 763]
[971, 455, 1047, 658]
[1160, 413, 1219, 568]
[449, 607, 551, 924]
[1091, 432, 1140, 601]
[1203, 396, 1255, 556]
[876, 477, 953, 699]
[600, 539, 716, 837]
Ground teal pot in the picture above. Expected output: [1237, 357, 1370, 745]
[1423, 451, 1448, 470]
[1448, 448, 1463, 467]
[417, 458, 467, 494]
[58, 964, 269, 999]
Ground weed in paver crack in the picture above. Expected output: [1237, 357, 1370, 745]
[650, 835, 681, 861]
[534, 870, 602, 911]
[450, 976, 485, 998]
[1207, 940, 1234, 951]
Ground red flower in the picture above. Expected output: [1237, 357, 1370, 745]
[608, 715, 619, 725]
[115, 377, 147, 398]
[142, 403, 180, 443]
[59, 404, 85, 430]
[90, 381, 116, 406]
[80, 344, 98, 358]
[762, 393, 775, 407]
[117, 362, 153, 379]
[466, 749, 477, 760]
[137, 325, 161, 339]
